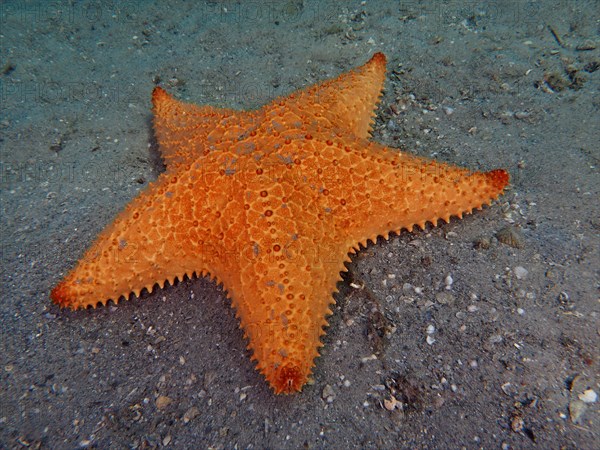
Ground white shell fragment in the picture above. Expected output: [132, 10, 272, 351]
[578, 389, 598, 403]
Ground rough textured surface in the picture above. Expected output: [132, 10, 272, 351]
[50, 53, 508, 393]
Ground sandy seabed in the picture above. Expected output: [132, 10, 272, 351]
[1, 1, 598, 448]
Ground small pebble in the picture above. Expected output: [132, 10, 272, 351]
[322, 384, 335, 403]
[496, 226, 524, 249]
[517, 308, 525, 315]
[417, 299, 435, 308]
[474, 236, 491, 249]
[489, 334, 503, 344]
[435, 291, 455, 305]
[384, 396, 399, 411]
[514, 111, 530, 120]
[501, 382, 517, 397]
[444, 274, 453, 290]
[514, 266, 528, 280]
[426, 324, 435, 334]
[569, 399, 587, 423]
[511, 416, 524, 433]
[156, 395, 172, 410]
[183, 406, 200, 423]
[426, 335, 435, 345]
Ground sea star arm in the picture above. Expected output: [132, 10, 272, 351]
[265, 52, 387, 140]
[51, 167, 241, 310]
[152, 87, 259, 170]
[222, 151, 346, 393]
[312, 140, 510, 250]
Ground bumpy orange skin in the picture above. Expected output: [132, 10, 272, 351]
[51, 53, 509, 394]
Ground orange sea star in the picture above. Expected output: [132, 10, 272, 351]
[51, 53, 509, 393]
